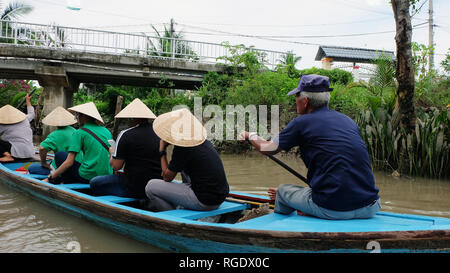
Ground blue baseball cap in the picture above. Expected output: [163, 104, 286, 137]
[287, 74, 333, 96]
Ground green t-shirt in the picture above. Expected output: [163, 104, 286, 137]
[68, 122, 113, 180]
[41, 126, 84, 168]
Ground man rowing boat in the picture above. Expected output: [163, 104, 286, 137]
[240, 74, 380, 220]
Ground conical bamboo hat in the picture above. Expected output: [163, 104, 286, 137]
[153, 108, 207, 147]
[115, 98, 157, 119]
[42, 106, 76, 126]
[68, 102, 104, 124]
[0, 104, 27, 124]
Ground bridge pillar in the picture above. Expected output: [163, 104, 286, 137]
[36, 66, 79, 137]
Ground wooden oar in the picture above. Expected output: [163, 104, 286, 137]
[226, 197, 274, 209]
[17, 87, 37, 109]
[266, 154, 307, 183]
[225, 139, 308, 207]
[173, 179, 274, 206]
[246, 139, 307, 183]
[228, 191, 274, 204]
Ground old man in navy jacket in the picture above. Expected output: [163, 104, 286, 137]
[240, 74, 380, 220]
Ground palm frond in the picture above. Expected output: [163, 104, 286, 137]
[1, 2, 33, 20]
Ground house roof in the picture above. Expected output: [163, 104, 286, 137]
[315, 45, 395, 63]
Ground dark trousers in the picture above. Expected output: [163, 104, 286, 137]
[90, 173, 131, 197]
[54, 151, 89, 184]
[0, 139, 12, 155]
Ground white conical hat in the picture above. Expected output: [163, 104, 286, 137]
[0, 104, 27, 124]
[42, 106, 76, 126]
[153, 108, 207, 147]
[115, 98, 157, 119]
[68, 102, 104, 124]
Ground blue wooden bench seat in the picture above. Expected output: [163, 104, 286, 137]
[94, 195, 138, 204]
[54, 184, 138, 203]
[55, 183, 91, 190]
[156, 201, 248, 220]
[27, 173, 49, 179]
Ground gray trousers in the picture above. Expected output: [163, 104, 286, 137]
[145, 179, 220, 212]
[275, 184, 381, 220]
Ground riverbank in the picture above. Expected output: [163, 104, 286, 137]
[7, 63, 449, 179]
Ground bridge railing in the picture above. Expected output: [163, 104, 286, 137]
[0, 20, 289, 68]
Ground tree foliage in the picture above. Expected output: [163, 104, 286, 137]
[0, 0, 32, 20]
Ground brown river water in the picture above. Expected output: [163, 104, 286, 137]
[1, 152, 449, 253]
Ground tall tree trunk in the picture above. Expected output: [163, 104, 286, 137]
[391, 0, 416, 133]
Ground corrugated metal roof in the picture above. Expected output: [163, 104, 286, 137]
[315, 46, 395, 63]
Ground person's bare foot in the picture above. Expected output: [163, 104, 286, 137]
[0, 152, 14, 162]
[268, 188, 277, 201]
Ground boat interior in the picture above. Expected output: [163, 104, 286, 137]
[3, 158, 450, 233]
[2, 159, 253, 225]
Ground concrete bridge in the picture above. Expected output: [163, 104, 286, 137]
[0, 44, 221, 115]
[0, 20, 288, 119]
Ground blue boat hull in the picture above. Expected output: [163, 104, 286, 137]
[1, 162, 450, 253]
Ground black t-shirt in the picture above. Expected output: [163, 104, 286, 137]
[168, 140, 229, 206]
[113, 123, 162, 198]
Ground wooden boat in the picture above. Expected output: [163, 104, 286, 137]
[1, 160, 449, 253]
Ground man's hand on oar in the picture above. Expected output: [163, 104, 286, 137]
[239, 131, 308, 183]
[238, 131, 281, 155]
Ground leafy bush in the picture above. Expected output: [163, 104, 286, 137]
[74, 85, 194, 125]
[298, 67, 353, 85]
[224, 70, 298, 137]
[357, 106, 449, 179]
[197, 72, 232, 107]
[330, 85, 368, 119]
[103, 86, 134, 115]
[224, 71, 296, 107]
[415, 75, 450, 109]
[217, 42, 267, 77]
[143, 89, 193, 115]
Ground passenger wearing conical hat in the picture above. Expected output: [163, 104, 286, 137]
[90, 98, 162, 199]
[45, 102, 113, 184]
[145, 108, 229, 212]
[0, 94, 35, 162]
[28, 106, 83, 177]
